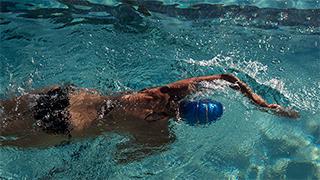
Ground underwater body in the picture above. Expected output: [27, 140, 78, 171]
[0, 0, 319, 179]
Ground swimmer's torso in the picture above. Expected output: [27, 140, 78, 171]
[0, 86, 174, 140]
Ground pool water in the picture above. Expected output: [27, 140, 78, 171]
[0, 0, 319, 179]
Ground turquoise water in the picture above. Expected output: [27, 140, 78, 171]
[0, 0, 320, 179]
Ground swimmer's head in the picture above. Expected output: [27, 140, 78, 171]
[179, 99, 223, 125]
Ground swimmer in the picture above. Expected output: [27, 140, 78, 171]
[0, 74, 298, 159]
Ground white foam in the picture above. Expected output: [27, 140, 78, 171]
[185, 55, 320, 112]
[185, 55, 268, 79]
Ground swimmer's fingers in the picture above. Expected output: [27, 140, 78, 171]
[269, 105, 300, 119]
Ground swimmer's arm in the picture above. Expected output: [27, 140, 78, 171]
[163, 74, 268, 107]
[161, 74, 299, 118]
[221, 75, 300, 118]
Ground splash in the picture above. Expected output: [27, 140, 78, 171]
[185, 54, 268, 79]
[185, 55, 320, 112]
[265, 78, 320, 113]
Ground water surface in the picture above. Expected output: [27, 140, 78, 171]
[0, 0, 319, 179]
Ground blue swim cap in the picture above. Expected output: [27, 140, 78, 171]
[179, 99, 223, 125]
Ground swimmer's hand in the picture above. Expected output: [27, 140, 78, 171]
[268, 104, 300, 119]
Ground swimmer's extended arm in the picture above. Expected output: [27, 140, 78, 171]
[161, 74, 299, 118]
